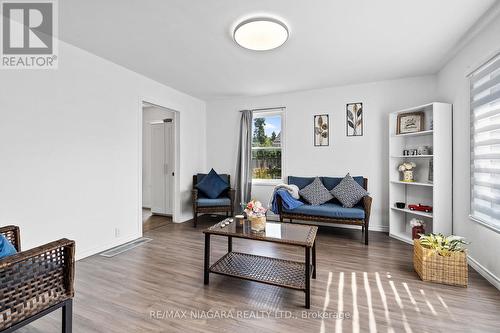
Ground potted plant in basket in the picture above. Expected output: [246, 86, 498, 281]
[244, 200, 267, 232]
[414, 233, 469, 287]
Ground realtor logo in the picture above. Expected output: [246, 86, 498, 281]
[1, 0, 58, 69]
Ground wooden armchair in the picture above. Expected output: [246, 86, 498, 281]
[192, 174, 235, 227]
[0, 225, 75, 333]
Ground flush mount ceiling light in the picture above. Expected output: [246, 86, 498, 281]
[233, 17, 289, 51]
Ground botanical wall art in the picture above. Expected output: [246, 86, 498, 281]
[346, 103, 363, 136]
[397, 111, 424, 134]
[314, 114, 329, 146]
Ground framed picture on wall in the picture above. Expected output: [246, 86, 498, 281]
[314, 114, 329, 146]
[346, 103, 363, 136]
[397, 111, 425, 134]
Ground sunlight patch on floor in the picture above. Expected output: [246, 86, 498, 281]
[335, 272, 345, 333]
[320, 272, 333, 333]
[317, 271, 456, 333]
[351, 272, 360, 333]
[402, 282, 420, 313]
[375, 272, 396, 333]
[363, 272, 377, 333]
[436, 293, 454, 320]
[389, 280, 412, 333]
[419, 289, 437, 316]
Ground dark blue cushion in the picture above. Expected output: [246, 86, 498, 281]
[197, 173, 229, 185]
[197, 197, 231, 207]
[196, 169, 228, 199]
[0, 234, 17, 259]
[288, 176, 315, 190]
[284, 202, 365, 219]
[321, 176, 364, 190]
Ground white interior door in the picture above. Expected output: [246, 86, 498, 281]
[151, 121, 174, 215]
[164, 120, 174, 214]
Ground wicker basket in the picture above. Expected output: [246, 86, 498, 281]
[413, 239, 468, 287]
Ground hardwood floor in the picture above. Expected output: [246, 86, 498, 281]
[142, 208, 171, 232]
[17, 215, 500, 333]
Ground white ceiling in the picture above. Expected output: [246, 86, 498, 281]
[60, 0, 497, 99]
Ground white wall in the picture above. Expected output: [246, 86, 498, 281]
[206, 75, 438, 231]
[0, 41, 206, 260]
[142, 106, 175, 208]
[437, 13, 500, 288]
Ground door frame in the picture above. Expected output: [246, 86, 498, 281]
[150, 120, 174, 216]
[138, 97, 180, 235]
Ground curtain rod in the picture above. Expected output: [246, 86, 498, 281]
[239, 106, 285, 112]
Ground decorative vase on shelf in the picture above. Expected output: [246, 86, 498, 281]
[412, 225, 425, 240]
[399, 162, 416, 182]
[403, 170, 414, 182]
[410, 218, 425, 240]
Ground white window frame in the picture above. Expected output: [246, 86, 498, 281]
[469, 52, 500, 233]
[251, 108, 285, 186]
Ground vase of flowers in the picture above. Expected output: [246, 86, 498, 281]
[398, 162, 416, 182]
[410, 218, 425, 240]
[244, 200, 267, 232]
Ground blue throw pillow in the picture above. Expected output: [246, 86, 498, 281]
[196, 169, 228, 199]
[0, 234, 17, 259]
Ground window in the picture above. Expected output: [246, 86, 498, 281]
[251, 109, 284, 182]
[470, 53, 500, 231]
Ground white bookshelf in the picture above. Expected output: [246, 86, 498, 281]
[388, 102, 452, 245]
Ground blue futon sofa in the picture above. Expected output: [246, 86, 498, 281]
[276, 176, 373, 245]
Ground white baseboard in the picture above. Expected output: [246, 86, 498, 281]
[174, 214, 193, 223]
[76, 234, 141, 261]
[368, 224, 389, 232]
[468, 255, 500, 291]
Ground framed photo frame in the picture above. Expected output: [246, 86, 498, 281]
[314, 114, 329, 146]
[397, 111, 425, 134]
[346, 102, 363, 136]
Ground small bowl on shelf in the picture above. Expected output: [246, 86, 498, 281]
[395, 202, 406, 209]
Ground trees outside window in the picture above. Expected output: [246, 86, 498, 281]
[251, 112, 283, 181]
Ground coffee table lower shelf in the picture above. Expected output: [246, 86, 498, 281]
[209, 252, 312, 290]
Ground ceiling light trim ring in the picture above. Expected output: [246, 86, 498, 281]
[233, 17, 289, 51]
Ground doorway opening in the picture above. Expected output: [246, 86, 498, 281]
[141, 101, 178, 232]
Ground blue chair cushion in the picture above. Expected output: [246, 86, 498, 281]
[288, 176, 315, 190]
[284, 202, 365, 219]
[197, 197, 231, 207]
[0, 234, 17, 259]
[196, 169, 228, 199]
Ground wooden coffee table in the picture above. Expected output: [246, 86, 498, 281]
[203, 218, 318, 308]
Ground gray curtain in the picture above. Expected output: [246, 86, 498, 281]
[234, 110, 253, 212]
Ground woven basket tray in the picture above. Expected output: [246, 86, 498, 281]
[413, 239, 468, 287]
